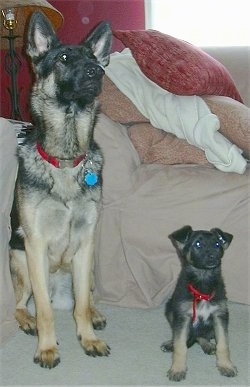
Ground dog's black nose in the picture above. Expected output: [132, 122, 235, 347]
[85, 64, 104, 78]
[205, 254, 221, 269]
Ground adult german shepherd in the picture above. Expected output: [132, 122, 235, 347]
[9, 12, 112, 368]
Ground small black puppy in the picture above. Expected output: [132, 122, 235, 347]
[161, 225, 237, 382]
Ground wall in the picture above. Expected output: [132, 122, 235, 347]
[0, 0, 145, 121]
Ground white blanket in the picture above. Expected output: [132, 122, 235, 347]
[105, 49, 247, 174]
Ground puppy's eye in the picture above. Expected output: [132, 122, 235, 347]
[215, 242, 220, 248]
[195, 241, 201, 248]
[59, 54, 68, 62]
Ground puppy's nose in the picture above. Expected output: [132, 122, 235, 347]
[86, 64, 104, 78]
[207, 253, 216, 262]
[206, 254, 220, 268]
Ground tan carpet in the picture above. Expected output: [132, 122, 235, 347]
[0, 302, 249, 386]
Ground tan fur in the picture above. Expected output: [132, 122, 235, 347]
[11, 179, 109, 367]
[213, 315, 237, 376]
[164, 226, 237, 381]
[9, 12, 112, 368]
[167, 319, 189, 381]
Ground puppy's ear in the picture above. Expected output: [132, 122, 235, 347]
[84, 21, 112, 67]
[211, 228, 233, 250]
[169, 225, 193, 250]
[27, 12, 59, 59]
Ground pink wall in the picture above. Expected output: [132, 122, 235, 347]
[1, 0, 145, 121]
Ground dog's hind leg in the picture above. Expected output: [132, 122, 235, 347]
[89, 274, 106, 330]
[10, 249, 37, 335]
[161, 339, 173, 352]
[72, 235, 110, 357]
[90, 292, 107, 330]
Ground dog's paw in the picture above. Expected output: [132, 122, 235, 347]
[202, 343, 216, 355]
[15, 308, 37, 336]
[82, 338, 110, 357]
[197, 338, 216, 355]
[91, 308, 107, 330]
[34, 347, 60, 369]
[217, 363, 238, 377]
[167, 367, 187, 382]
[161, 340, 173, 352]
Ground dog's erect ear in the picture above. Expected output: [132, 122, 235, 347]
[168, 225, 193, 250]
[27, 12, 59, 59]
[210, 228, 233, 250]
[84, 21, 112, 67]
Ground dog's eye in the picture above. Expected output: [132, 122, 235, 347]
[59, 54, 68, 62]
[195, 241, 201, 248]
[215, 242, 220, 248]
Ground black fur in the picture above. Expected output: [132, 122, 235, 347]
[161, 225, 237, 381]
[9, 11, 112, 368]
[10, 13, 112, 251]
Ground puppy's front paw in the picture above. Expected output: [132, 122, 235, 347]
[34, 347, 60, 368]
[217, 363, 238, 377]
[167, 367, 187, 381]
[82, 338, 110, 357]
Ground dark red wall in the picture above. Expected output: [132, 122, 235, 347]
[0, 0, 145, 121]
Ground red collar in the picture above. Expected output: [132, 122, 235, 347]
[36, 143, 86, 168]
[187, 283, 215, 323]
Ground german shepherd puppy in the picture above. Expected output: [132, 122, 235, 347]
[9, 12, 112, 368]
[161, 225, 237, 381]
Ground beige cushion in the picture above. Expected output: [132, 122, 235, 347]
[100, 76, 250, 165]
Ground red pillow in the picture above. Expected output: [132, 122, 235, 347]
[113, 29, 243, 103]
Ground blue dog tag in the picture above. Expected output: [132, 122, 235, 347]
[84, 171, 98, 186]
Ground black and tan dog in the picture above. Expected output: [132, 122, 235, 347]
[161, 225, 237, 381]
[9, 12, 112, 368]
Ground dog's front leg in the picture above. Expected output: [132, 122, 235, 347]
[167, 318, 189, 381]
[213, 314, 237, 377]
[25, 238, 60, 368]
[72, 236, 110, 357]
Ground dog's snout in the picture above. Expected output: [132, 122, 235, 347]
[208, 252, 215, 259]
[204, 251, 221, 269]
[86, 64, 104, 78]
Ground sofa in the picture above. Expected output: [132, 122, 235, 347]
[0, 34, 249, 345]
[93, 36, 250, 309]
[0, 118, 18, 345]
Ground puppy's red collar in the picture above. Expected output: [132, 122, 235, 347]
[187, 283, 215, 323]
[36, 143, 86, 168]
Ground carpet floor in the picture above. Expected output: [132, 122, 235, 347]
[0, 302, 249, 386]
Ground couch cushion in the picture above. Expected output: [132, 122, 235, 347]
[100, 76, 250, 164]
[113, 29, 243, 102]
[203, 95, 250, 159]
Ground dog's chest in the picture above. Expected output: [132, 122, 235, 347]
[194, 300, 219, 322]
[50, 166, 88, 201]
[24, 186, 99, 271]
[46, 198, 98, 263]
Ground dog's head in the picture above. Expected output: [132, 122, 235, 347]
[26, 12, 112, 108]
[169, 225, 233, 270]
